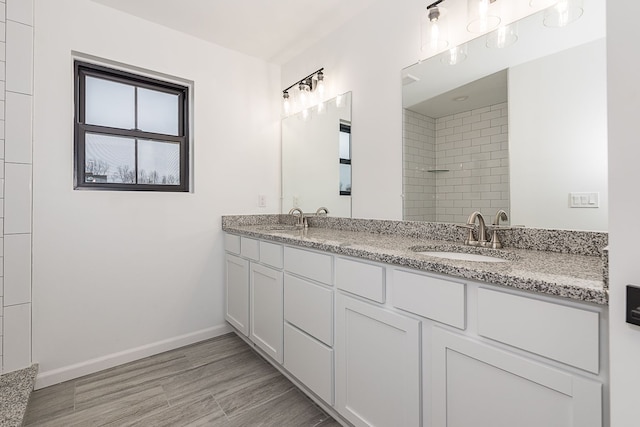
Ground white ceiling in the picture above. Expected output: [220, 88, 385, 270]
[408, 70, 508, 118]
[89, 0, 375, 64]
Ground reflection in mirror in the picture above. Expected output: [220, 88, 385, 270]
[282, 92, 352, 217]
[402, 0, 606, 231]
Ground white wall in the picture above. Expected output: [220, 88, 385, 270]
[510, 39, 607, 231]
[32, 0, 280, 387]
[607, 1, 640, 425]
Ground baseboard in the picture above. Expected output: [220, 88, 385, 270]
[34, 323, 233, 390]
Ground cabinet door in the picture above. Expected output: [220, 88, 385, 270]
[225, 254, 249, 336]
[336, 294, 421, 427]
[250, 263, 284, 364]
[431, 327, 602, 427]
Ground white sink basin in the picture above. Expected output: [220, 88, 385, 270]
[417, 251, 509, 263]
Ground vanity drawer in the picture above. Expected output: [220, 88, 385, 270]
[284, 323, 333, 405]
[477, 288, 599, 373]
[240, 237, 260, 261]
[284, 274, 333, 346]
[284, 247, 332, 285]
[260, 241, 283, 269]
[392, 269, 465, 329]
[335, 257, 385, 303]
[224, 233, 241, 254]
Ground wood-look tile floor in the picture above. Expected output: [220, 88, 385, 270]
[25, 333, 341, 427]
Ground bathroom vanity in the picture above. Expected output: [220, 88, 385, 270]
[222, 215, 608, 427]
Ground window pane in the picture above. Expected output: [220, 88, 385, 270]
[340, 164, 351, 194]
[339, 130, 351, 160]
[85, 76, 135, 129]
[137, 140, 181, 185]
[85, 134, 136, 183]
[137, 88, 180, 136]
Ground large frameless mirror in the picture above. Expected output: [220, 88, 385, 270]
[402, 0, 606, 231]
[282, 92, 352, 217]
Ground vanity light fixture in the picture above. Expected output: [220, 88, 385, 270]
[467, 0, 501, 33]
[281, 68, 325, 117]
[422, 0, 449, 52]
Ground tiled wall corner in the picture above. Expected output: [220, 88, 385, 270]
[3, 302, 30, 372]
[403, 109, 436, 221]
[2, 0, 33, 374]
[0, 0, 3, 363]
[403, 102, 509, 225]
[434, 102, 509, 224]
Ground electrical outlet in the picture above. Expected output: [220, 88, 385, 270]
[258, 195, 266, 207]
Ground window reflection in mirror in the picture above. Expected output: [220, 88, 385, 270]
[339, 122, 352, 196]
[282, 92, 352, 217]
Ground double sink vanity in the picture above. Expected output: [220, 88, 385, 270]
[222, 213, 608, 427]
[240, 4, 609, 425]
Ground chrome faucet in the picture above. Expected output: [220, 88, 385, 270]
[288, 207, 307, 228]
[316, 207, 329, 216]
[487, 209, 509, 249]
[464, 211, 488, 247]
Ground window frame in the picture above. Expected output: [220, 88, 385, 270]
[339, 122, 352, 196]
[74, 61, 190, 192]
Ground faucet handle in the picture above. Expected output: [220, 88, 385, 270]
[493, 209, 508, 226]
[457, 223, 476, 245]
[315, 207, 329, 216]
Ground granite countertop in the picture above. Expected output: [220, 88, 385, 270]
[223, 217, 608, 306]
[0, 364, 39, 427]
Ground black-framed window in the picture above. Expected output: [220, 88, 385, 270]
[74, 61, 189, 191]
[339, 122, 351, 196]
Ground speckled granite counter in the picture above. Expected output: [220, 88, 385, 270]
[223, 215, 608, 306]
[0, 364, 38, 427]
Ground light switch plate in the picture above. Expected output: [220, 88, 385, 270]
[569, 192, 599, 208]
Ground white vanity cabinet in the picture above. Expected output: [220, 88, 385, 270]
[335, 293, 421, 427]
[334, 257, 421, 427]
[224, 253, 249, 335]
[224, 231, 607, 427]
[283, 247, 335, 404]
[431, 326, 602, 427]
[224, 234, 284, 362]
[250, 262, 284, 363]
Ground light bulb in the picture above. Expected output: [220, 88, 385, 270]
[441, 45, 468, 66]
[543, 0, 583, 27]
[467, 0, 501, 33]
[317, 101, 326, 115]
[316, 71, 325, 98]
[486, 23, 518, 49]
[421, 6, 448, 52]
[299, 82, 310, 108]
[282, 92, 291, 115]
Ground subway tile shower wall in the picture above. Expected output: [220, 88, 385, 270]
[403, 103, 509, 224]
[2, 0, 34, 374]
[403, 109, 436, 222]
